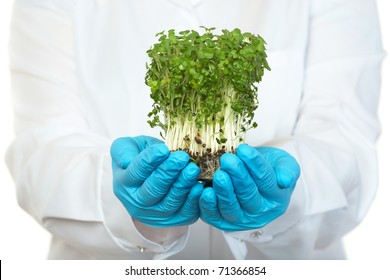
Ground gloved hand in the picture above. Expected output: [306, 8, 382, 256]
[200, 144, 300, 232]
[110, 136, 203, 228]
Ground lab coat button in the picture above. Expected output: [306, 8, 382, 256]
[137, 246, 147, 253]
[250, 230, 263, 239]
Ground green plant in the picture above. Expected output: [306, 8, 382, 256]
[145, 27, 270, 182]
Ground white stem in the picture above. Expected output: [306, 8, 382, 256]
[165, 87, 245, 155]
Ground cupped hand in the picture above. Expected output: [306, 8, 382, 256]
[111, 136, 203, 227]
[199, 144, 300, 232]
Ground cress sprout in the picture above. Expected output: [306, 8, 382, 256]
[145, 27, 270, 182]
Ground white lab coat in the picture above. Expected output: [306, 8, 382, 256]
[5, 0, 384, 259]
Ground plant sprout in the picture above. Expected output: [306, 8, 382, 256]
[145, 27, 270, 182]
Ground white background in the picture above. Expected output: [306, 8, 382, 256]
[0, 0, 389, 262]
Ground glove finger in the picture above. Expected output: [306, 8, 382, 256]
[199, 188, 244, 232]
[110, 136, 163, 169]
[110, 137, 141, 169]
[260, 147, 300, 189]
[199, 187, 223, 227]
[159, 162, 200, 213]
[175, 183, 203, 224]
[212, 170, 245, 222]
[219, 152, 263, 213]
[236, 144, 280, 200]
[132, 135, 164, 150]
[126, 143, 169, 186]
[139, 183, 203, 227]
[136, 150, 190, 206]
[255, 147, 300, 201]
[275, 161, 300, 189]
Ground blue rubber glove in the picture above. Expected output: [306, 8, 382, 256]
[199, 144, 300, 232]
[110, 136, 203, 228]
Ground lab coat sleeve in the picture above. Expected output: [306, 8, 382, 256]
[225, 0, 384, 259]
[5, 0, 188, 259]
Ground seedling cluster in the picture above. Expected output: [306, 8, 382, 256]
[145, 27, 270, 181]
